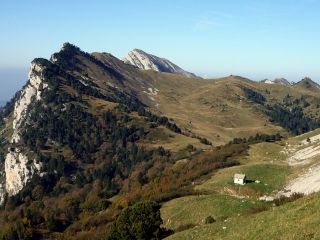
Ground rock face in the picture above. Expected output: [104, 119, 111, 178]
[123, 49, 197, 78]
[274, 78, 292, 86]
[262, 79, 275, 84]
[12, 62, 48, 143]
[4, 148, 41, 197]
[0, 62, 46, 204]
[261, 78, 292, 86]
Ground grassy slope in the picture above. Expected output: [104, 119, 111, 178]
[161, 194, 257, 230]
[162, 128, 320, 239]
[80, 53, 273, 145]
[80, 53, 320, 147]
[165, 191, 320, 240]
[141, 73, 320, 145]
[161, 141, 292, 231]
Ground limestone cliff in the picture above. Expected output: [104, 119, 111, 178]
[4, 147, 41, 197]
[0, 61, 46, 203]
[12, 62, 48, 142]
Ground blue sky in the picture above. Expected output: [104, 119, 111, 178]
[1, 0, 320, 102]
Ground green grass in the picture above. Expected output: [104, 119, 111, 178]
[143, 72, 289, 146]
[240, 164, 291, 194]
[293, 127, 320, 142]
[165, 192, 320, 240]
[161, 194, 261, 230]
[196, 163, 291, 195]
[247, 142, 287, 162]
[162, 140, 294, 239]
[0, 113, 14, 142]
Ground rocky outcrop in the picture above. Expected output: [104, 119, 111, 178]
[261, 78, 292, 86]
[12, 62, 48, 143]
[1, 61, 47, 204]
[123, 49, 197, 78]
[274, 78, 292, 86]
[262, 79, 274, 84]
[5, 148, 41, 197]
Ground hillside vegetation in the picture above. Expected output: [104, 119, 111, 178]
[165, 191, 320, 240]
[162, 128, 320, 239]
[139, 73, 320, 144]
[1, 43, 320, 239]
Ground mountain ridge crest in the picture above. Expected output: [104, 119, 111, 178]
[123, 48, 198, 78]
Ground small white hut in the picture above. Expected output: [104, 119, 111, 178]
[234, 173, 246, 185]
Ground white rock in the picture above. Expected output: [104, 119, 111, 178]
[1, 61, 46, 204]
[12, 62, 48, 143]
[123, 49, 197, 78]
[5, 148, 41, 197]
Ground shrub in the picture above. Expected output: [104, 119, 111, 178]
[274, 192, 304, 206]
[104, 201, 163, 240]
[245, 205, 269, 216]
[205, 215, 215, 224]
[200, 138, 210, 145]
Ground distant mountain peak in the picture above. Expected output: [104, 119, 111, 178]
[261, 78, 292, 86]
[123, 49, 197, 78]
[295, 77, 320, 91]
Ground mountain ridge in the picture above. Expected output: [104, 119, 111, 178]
[260, 77, 293, 86]
[2, 43, 320, 196]
[123, 48, 198, 78]
[1, 42, 320, 239]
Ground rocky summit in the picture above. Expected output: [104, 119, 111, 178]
[261, 77, 293, 86]
[123, 48, 197, 78]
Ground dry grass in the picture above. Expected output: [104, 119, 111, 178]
[246, 142, 287, 163]
[143, 72, 289, 146]
[85, 97, 118, 116]
[67, 52, 320, 149]
[137, 126, 212, 153]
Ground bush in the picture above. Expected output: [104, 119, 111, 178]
[104, 201, 163, 240]
[245, 205, 269, 216]
[186, 144, 196, 151]
[274, 192, 304, 206]
[200, 138, 210, 145]
[205, 215, 215, 224]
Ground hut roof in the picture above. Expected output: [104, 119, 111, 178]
[234, 174, 246, 179]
